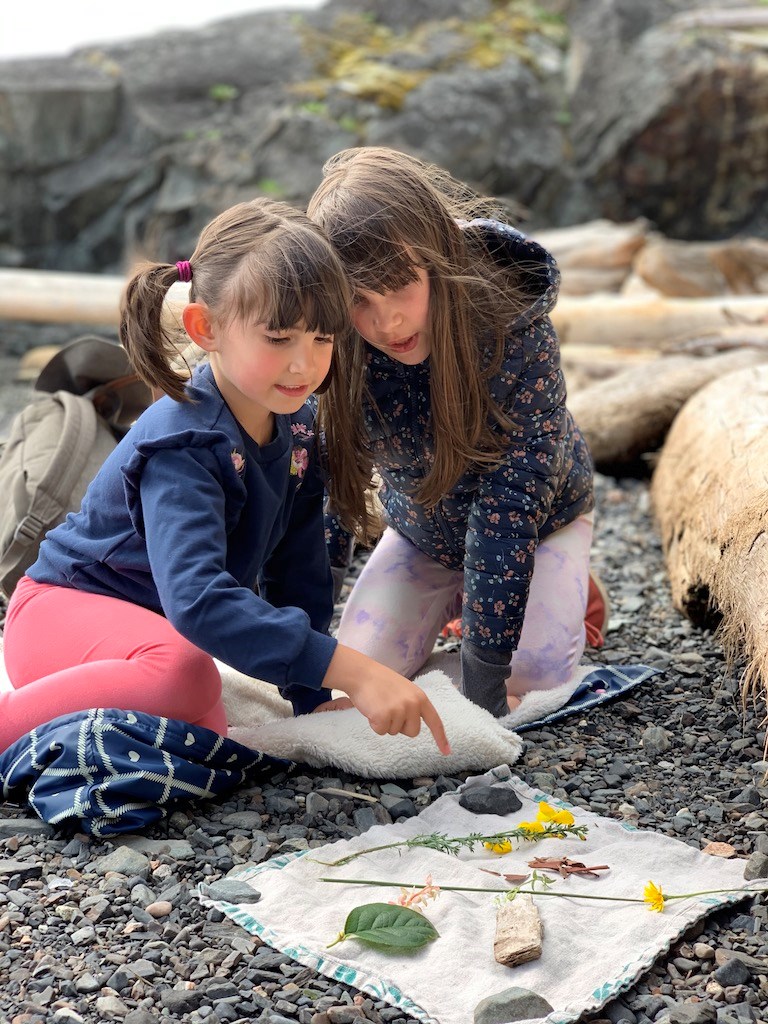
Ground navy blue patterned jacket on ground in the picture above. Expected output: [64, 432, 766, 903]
[327, 220, 594, 663]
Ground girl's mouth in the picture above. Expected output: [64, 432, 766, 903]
[389, 333, 418, 354]
[275, 384, 309, 397]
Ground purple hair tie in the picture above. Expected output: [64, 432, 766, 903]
[176, 260, 193, 283]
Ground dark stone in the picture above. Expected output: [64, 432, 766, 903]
[713, 958, 752, 987]
[459, 786, 523, 816]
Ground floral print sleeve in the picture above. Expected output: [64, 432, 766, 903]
[462, 315, 592, 651]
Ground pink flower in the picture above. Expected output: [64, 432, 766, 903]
[388, 874, 441, 913]
[290, 447, 309, 478]
[231, 450, 245, 475]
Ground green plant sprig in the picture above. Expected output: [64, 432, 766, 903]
[311, 822, 588, 868]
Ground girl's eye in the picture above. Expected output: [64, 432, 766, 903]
[315, 335, 333, 344]
[266, 335, 290, 344]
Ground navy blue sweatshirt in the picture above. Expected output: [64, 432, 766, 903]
[29, 363, 336, 716]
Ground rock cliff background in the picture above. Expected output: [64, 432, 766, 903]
[0, 0, 765, 283]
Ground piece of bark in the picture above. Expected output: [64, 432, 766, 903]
[493, 895, 543, 968]
[651, 363, 768, 734]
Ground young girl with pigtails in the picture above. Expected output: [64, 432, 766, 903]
[309, 147, 607, 726]
[0, 198, 449, 756]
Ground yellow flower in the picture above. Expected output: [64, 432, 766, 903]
[536, 801, 575, 826]
[517, 821, 545, 834]
[484, 839, 513, 854]
[644, 880, 665, 913]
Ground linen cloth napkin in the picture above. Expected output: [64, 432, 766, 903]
[200, 765, 759, 1024]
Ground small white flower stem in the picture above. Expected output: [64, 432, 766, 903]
[319, 877, 764, 906]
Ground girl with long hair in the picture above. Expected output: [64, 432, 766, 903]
[309, 147, 604, 725]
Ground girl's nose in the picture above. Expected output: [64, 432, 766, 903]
[373, 305, 402, 331]
[289, 341, 316, 375]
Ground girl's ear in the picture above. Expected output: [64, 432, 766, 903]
[183, 303, 218, 352]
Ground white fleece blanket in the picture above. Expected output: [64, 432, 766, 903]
[0, 642, 521, 777]
[199, 765, 761, 1024]
[219, 657, 522, 777]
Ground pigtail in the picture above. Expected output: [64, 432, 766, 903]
[119, 262, 191, 402]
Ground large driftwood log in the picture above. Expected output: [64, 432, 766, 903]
[651, 364, 768, 719]
[569, 348, 768, 471]
[561, 343, 656, 393]
[4, 268, 768, 352]
[634, 237, 768, 297]
[0, 268, 189, 329]
[551, 295, 768, 348]
[534, 218, 649, 295]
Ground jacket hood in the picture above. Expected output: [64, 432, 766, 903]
[461, 218, 560, 324]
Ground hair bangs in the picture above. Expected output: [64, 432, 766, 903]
[222, 225, 351, 337]
[317, 200, 422, 296]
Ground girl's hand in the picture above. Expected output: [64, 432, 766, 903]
[323, 644, 452, 755]
[311, 696, 355, 713]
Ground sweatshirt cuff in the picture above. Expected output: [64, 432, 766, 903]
[460, 640, 511, 719]
[288, 629, 338, 692]
[280, 630, 338, 716]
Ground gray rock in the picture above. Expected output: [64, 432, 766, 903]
[713, 959, 752, 988]
[305, 792, 330, 817]
[604, 998, 638, 1023]
[90, 846, 151, 878]
[474, 986, 554, 1024]
[742, 852, 768, 880]
[641, 725, 672, 757]
[0, 818, 53, 838]
[219, 811, 264, 829]
[0, 858, 43, 880]
[201, 879, 261, 904]
[118, 837, 195, 859]
[664, 1003, 718, 1024]
[459, 786, 523, 816]
[160, 988, 204, 1011]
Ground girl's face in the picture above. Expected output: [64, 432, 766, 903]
[191, 309, 333, 443]
[352, 268, 431, 365]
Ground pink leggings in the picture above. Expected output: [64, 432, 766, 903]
[337, 514, 593, 696]
[1, 576, 227, 752]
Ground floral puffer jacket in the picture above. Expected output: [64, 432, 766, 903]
[330, 220, 594, 653]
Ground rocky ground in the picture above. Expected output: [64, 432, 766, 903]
[0, 367, 767, 1024]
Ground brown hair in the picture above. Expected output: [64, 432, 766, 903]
[119, 199, 352, 402]
[308, 146, 543, 543]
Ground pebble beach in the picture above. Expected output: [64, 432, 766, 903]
[0, 369, 767, 1024]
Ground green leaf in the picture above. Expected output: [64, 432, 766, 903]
[333, 903, 438, 951]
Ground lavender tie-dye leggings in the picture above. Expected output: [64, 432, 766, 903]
[337, 514, 594, 699]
